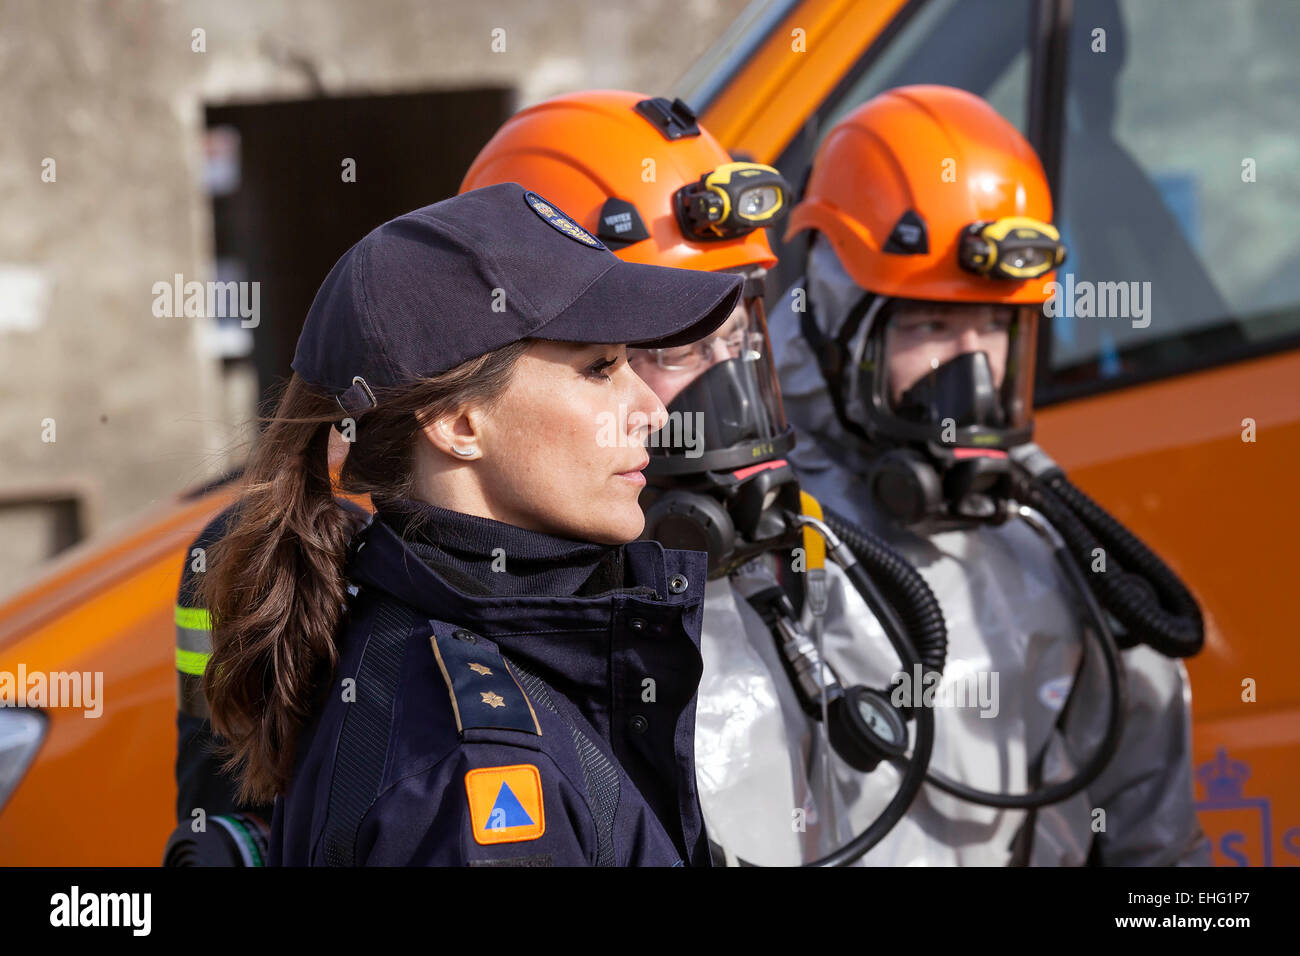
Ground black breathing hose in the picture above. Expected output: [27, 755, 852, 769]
[919, 510, 1129, 809]
[808, 679, 935, 867]
[783, 512, 937, 866]
[823, 504, 1128, 810]
[803, 552, 936, 867]
[1012, 446, 1205, 659]
[822, 507, 948, 677]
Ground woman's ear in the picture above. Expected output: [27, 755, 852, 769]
[422, 408, 483, 461]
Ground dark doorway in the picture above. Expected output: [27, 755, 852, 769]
[204, 87, 515, 399]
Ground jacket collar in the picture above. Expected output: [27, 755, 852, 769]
[345, 510, 700, 632]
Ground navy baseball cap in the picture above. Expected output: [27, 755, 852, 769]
[292, 181, 744, 418]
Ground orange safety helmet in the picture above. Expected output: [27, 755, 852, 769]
[786, 85, 1063, 304]
[461, 89, 779, 273]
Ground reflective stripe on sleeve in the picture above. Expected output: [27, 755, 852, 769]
[175, 604, 212, 632]
[176, 647, 211, 677]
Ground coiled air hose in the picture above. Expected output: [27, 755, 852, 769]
[1011, 444, 1204, 658]
[822, 507, 947, 679]
[780, 513, 936, 866]
[823, 504, 1128, 810]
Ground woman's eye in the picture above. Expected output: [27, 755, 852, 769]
[586, 357, 618, 380]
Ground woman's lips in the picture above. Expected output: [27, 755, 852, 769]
[616, 455, 650, 484]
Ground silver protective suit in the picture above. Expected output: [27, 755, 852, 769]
[695, 561, 850, 866]
[763, 235, 1211, 866]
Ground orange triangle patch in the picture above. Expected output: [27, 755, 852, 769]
[465, 764, 546, 845]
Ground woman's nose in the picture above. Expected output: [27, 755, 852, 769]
[629, 372, 669, 438]
[707, 336, 732, 364]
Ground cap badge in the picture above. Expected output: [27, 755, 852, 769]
[524, 191, 607, 250]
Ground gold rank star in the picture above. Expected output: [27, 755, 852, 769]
[468, 662, 493, 676]
[481, 691, 505, 709]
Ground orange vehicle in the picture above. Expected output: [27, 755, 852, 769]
[2, 0, 1297, 865]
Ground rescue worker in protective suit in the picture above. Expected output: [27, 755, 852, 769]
[767, 85, 1211, 865]
[463, 91, 934, 866]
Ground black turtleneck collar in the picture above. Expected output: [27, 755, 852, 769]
[373, 496, 625, 598]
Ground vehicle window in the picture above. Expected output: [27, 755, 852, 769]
[1045, 0, 1300, 398]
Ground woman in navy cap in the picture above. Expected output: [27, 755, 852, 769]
[197, 182, 742, 866]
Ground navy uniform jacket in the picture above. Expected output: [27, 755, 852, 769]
[269, 510, 712, 866]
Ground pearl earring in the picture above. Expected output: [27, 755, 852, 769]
[452, 446, 477, 458]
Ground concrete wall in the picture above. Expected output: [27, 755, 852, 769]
[0, 0, 748, 598]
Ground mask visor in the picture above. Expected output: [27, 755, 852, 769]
[864, 299, 1038, 447]
[631, 294, 790, 472]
